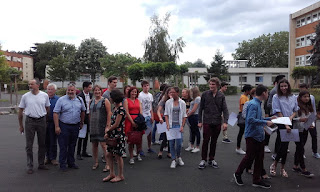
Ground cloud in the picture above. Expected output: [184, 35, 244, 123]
[1, 0, 318, 65]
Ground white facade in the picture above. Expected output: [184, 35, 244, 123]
[182, 66, 289, 87]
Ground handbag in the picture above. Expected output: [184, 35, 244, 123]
[127, 131, 142, 145]
[237, 112, 245, 126]
[133, 114, 147, 131]
[105, 138, 117, 147]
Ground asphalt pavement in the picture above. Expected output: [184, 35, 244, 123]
[0, 94, 320, 192]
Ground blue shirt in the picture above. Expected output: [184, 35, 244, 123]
[53, 95, 86, 124]
[245, 97, 270, 142]
[48, 95, 59, 121]
[272, 94, 299, 117]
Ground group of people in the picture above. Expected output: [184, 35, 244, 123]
[233, 75, 320, 189]
[18, 75, 320, 188]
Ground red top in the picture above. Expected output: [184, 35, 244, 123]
[125, 98, 140, 135]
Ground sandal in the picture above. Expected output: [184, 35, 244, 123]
[102, 175, 115, 182]
[110, 176, 124, 183]
[280, 169, 288, 178]
[92, 163, 99, 170]
[103, 165, 110, 172]
[270, 164, 276, 177]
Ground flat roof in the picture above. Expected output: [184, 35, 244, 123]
[291, 1, 320, 19]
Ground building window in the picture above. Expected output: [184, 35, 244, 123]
[300, 18, 306, 26]
[306, 34, 312, 46]
[239, 76, 247, 82]
[79, 73, 100, 82]
[296, 36, 305, 48]
[295, 56, 305, 66]
[306, 15, 312, 24]
[296, 19, 301, 27]
[305, 55, 312, 65]
[313, 12, 318, 22]
[255, 76, 263, 82]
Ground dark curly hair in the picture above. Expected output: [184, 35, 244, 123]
[110, 89, 124, 104]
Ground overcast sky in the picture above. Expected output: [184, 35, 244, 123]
[0, 0, 318, 64]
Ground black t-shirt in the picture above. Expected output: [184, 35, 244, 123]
[318, 100, 320, 112]
[182, 98, 192, 109]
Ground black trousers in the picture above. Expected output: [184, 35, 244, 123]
[77, 123, 89, 155]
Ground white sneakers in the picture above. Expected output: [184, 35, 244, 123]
[236, 148, 246, 155]
[191, 148, 200, 153]
[129, 158, 135, 165]
[185, 146, 194, 151]
[170, 160, 177, 168]
[177, 157, 184, 166]
[170, 157, 184, 168]
[137, 154, 142, 161]
[264, 146, 271, 153]
[133, 150, 137, 157]
[185, 146, 200, 153]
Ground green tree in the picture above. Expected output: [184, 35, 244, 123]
[232, 31, 289, 67]
[192, 59, 207, 68]
[47, 44, 77, 87]
[309, 22, 320, 85]
[205, 50, 229, 81]
[101, 53, 139, 85]
[143, 12, 186, 63]
[291, 66, 318, 87]
[31, 41, 68, 80]
[128, 63, 144, 86]
[75, 38, 107, 84]
[0, 48, 21, 83]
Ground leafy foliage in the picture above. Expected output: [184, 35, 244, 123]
[101, 53, 139, 85]
[232, 31, 288, 67]
[308, 22, 320, 85]
[31, 41, 69, 80]
[0, 48, 21, 83]
[47, 44, 77, 88]
[205, 50, 229, 81]
[143, 13, 185, 63]
[75, 38, 107, 84]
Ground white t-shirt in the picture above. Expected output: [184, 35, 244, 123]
[19, 91, 50, 118]
[138, 91, 153, 117]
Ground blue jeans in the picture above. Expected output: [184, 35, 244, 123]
[58, 121, 79, 168]
[145, 116, 152, 134]
[169, 124, 182, 160]
[46, 121, 57, 161]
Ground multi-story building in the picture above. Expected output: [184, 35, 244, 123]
[289, 2, 320, 87]
[1, 51, 34, 81]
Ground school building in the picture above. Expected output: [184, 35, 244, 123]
[1, 51, 34, 81]
[289, 1, 320, 87]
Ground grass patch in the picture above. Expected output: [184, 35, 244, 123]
[0, 99, 9, 102]
[18, 90, 29, 95]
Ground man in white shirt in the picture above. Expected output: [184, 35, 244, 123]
[138, 80, 155, 155]
[18, 78, 50, 174]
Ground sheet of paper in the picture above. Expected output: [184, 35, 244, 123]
[272, 117, 292, 126]
[264, 125, 278, 135]
[304, 113, 317, 130]
[78, 124, 87, 138]
[145, 126, 152, 136]
[156, 123, 167, 134]
[166, 128, 182, 140]
[280, 129, 300, 142]
[227, 112, 238, 126]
